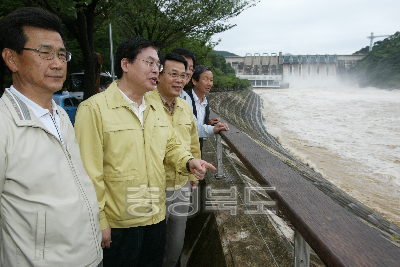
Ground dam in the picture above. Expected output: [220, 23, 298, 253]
[224, 53, 366, 88]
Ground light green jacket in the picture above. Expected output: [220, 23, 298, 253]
[147, 89, 201, 190]
[74, 82, 193, 230]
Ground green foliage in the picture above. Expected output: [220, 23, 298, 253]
[1, 0, 258, 95]
[350, 31, 400, 89]
[213, 50, 239, 57]
[393, 234, 399, 242]
[161, 35, 215, 66]
[353, 46, 369, 55]
[207, 51, 250, 90]
[112, 0, 260, 50]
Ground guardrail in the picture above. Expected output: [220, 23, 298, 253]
[211, 110, 400, 267]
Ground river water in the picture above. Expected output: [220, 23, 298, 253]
[254, 85, 400, 227]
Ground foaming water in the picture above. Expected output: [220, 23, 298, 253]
[255, 86, 400, 226]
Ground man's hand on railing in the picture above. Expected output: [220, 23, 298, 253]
[208, 117, 220, 125]
[213, 122, 230, 133]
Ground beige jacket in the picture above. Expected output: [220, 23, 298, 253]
[0, 89, 102, 267]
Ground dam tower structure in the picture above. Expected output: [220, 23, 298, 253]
[226, 52, 284, 88]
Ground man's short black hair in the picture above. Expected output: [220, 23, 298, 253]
[160, 52, 188, 73]
[170, 48, 196, 67]
[192, 65, 212, 82]
[115, 37, 158, 79]
[0, 7, 66, 55]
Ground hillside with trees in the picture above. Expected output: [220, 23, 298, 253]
[213, 50, 239, 57]
[207, 51, 250, 90]
[350, 31, 400, 89]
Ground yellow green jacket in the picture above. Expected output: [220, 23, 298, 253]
[74, 82, 193, 230]
[147, 89, 201, 190]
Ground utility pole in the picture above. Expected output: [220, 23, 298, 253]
[109, 23, 115, 81]
[367, 32, 391, 52]
[106, 0, 115, 81]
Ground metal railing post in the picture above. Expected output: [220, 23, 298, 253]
[294, 230, 310, 267]
[215, 134, 226, 179]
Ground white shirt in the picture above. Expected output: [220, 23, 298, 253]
[179, 90, 192, 109]
[188, 89, 214, 138]
[119, 88, 146, 127]
[180, 89, 215, 138]
[192, 89, 208, 125]
[9, 86, 65, 146]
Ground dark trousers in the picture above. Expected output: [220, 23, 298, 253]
[103, 220, 166, 267]
[199, 138, 204, 152]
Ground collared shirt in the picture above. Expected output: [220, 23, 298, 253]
[158, 92, 176, 115]
[180, 89, 214, 138]
[119, 88, 146, 127]
[192, 89, 208, 125]
[9, 86, 65, 146]
[180, 90, 192, 109]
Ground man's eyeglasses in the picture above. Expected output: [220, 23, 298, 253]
[23, 47, 72, 62]
[165, 72, 187, 80]
[137, 58, 163, 72]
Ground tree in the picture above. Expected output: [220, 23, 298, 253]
[0, 1, 27, 94]
[111, 0, 258, 91]
[353, 46, 370, 55]
[207, 51, 250, 90]
[113, 0, 260, 50]
[35, 0, 115, 99]
[349, 31, 400, 89]
[1, 0, 259, 97]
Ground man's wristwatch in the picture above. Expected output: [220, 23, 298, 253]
[186, 158, 194, 172]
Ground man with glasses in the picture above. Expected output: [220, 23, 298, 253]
[171, 49, 229, 152]
[0, 7, 102, 267]
[170, 48, 195, 110]
[147, 52, 201, 267]
[75, 38, 215, 267]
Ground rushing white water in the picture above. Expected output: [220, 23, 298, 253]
[254, 86, 400, 227]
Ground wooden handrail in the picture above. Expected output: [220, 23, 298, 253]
[212, 110, 400, 267]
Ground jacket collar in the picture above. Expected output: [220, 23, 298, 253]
[2, 89, 70, 135]
[2, 89, 42, 127]
[9, 86, 60, 120]
[151, 88, 185, 111]
[104, 82, 131, 110]
[105, 81, 158, 113]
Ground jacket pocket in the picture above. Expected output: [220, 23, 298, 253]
[34, 210, 46, 261]
[104, 124, 143, 161]
[176, 122, 192, 143]
[104, 169, 140, 181]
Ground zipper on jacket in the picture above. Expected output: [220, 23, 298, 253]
[63, 148, 102, 257]
[31, 125, 102, 258]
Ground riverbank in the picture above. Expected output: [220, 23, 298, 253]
[207, 89, 400, 244]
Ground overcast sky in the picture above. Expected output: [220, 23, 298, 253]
[211, 0, 400, 56]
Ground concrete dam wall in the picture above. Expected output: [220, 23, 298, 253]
[224, 53, 366, 88]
